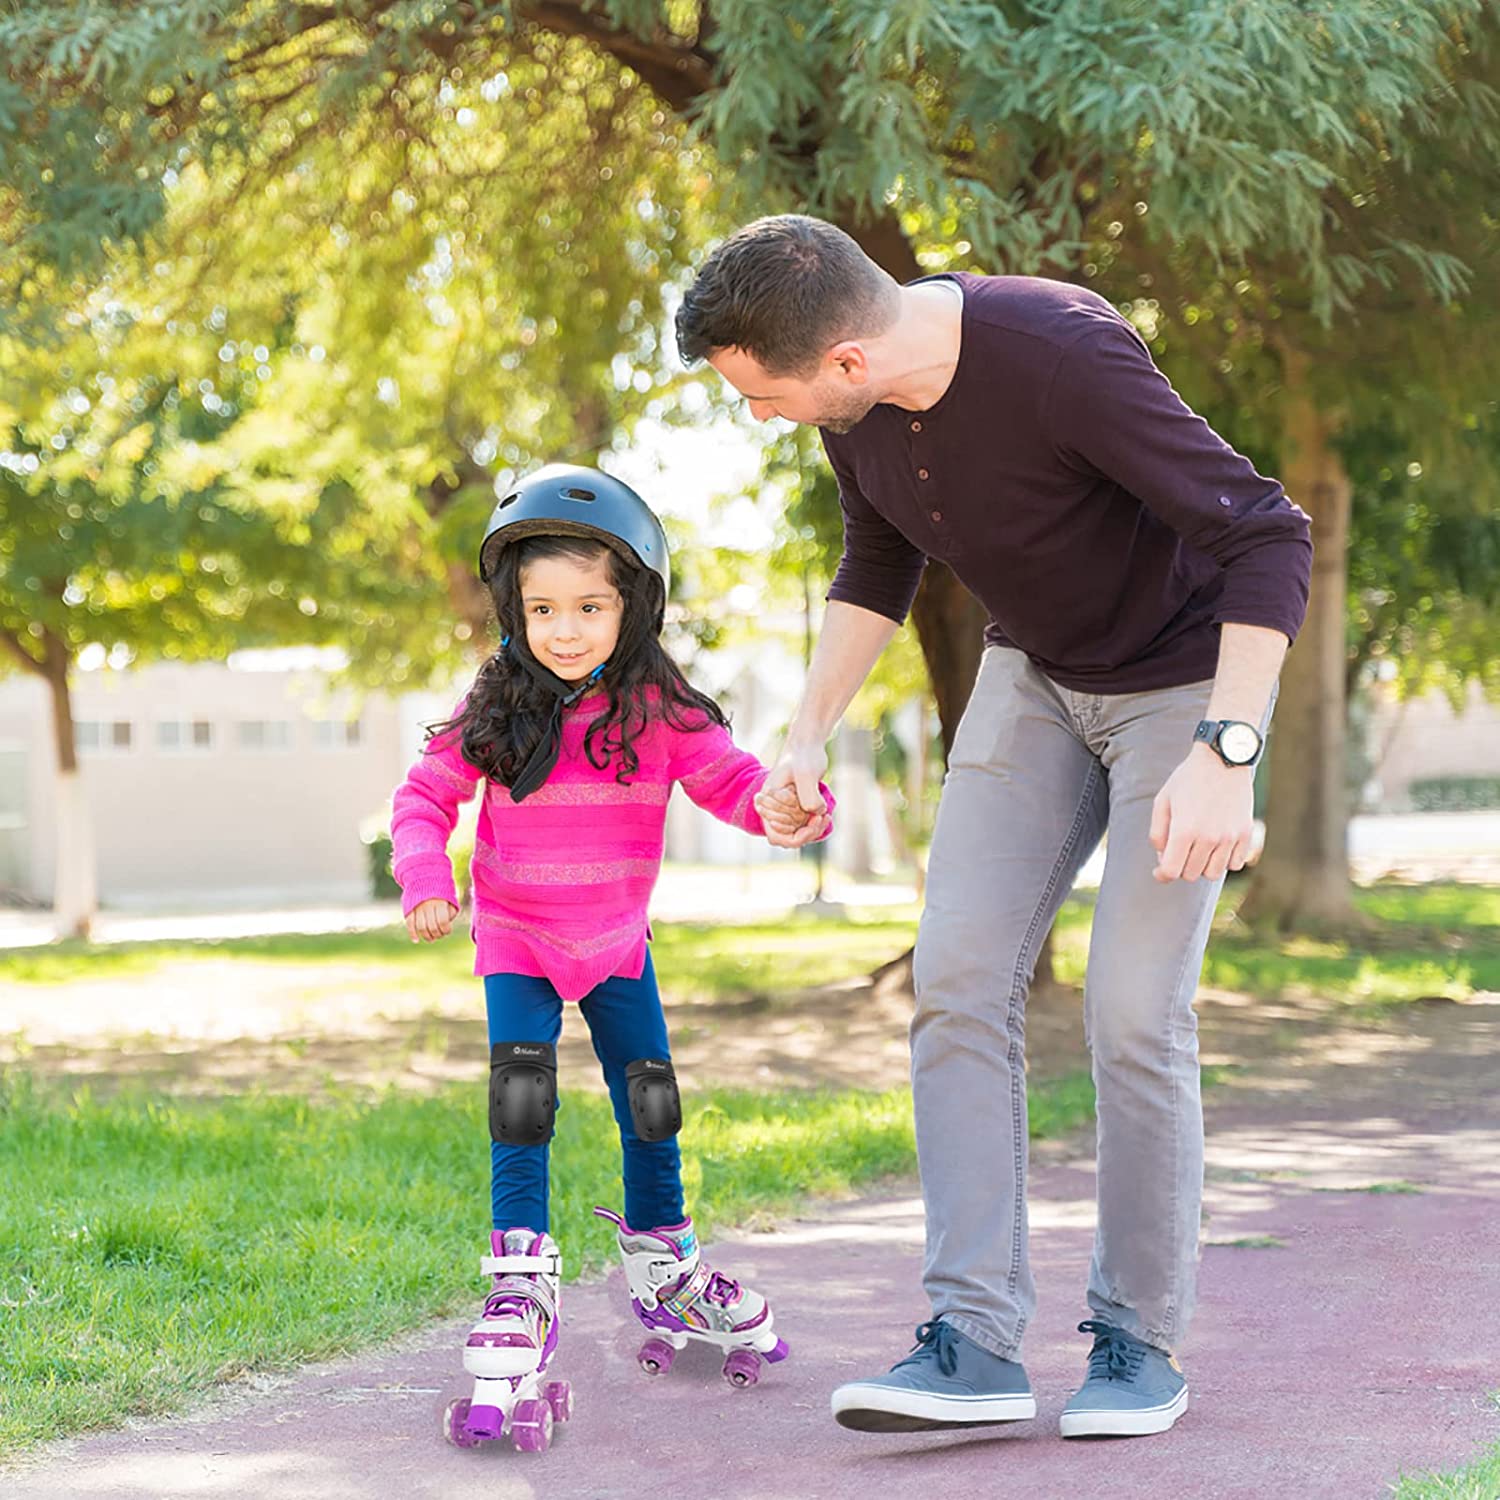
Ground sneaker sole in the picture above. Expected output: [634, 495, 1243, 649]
[832, 1383, 1037, 1433]
[1059, 1385, 1189, 1438]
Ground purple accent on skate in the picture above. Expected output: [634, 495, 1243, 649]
[765, 1337, 789, 1364]
[461, 1402, 504, 1442]
[466, 1331, 535, 1348]
[443, 1398, 482, 1449]
[508, 1399, 553, 1453]
[721, 1348, 762, 1389]
[732, 1303, 769, 1333]
[541, 1379, 573, 1424]
[632, 1295, 688, 1334]
[637, 1337, 677, 1376]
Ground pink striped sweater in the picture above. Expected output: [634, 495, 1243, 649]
[391, 692, 832, 1001]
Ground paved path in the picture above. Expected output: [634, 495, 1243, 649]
[5, 1003, 1497, 1500]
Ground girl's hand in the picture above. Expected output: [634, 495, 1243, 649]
[406, 898, 459, 943]
[754, 783, 830, 842]
[755, 782, 808, 830]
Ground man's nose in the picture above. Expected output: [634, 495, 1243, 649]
[748, 399, 775, 422]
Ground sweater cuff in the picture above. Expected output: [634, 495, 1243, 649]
[397, 860, 460, 917]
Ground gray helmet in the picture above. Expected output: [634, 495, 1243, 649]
[478, 463, 670, 596]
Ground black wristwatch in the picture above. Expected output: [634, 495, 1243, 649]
[1193, 719, 1263, 768]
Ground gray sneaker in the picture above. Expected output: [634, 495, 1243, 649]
[831, 1319, 1036, 1432]
[1059, 1319, 1189, 1438]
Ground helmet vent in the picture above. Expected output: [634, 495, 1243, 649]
[562, 487, 596, 502]
[498, 493, 520, 508]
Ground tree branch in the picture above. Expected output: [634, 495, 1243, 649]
[516, 1, 714, 112]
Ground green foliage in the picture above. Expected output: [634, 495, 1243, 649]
[363, 832, 401, 900]
[1344, 400, 1500, 705]
[1409, 777, 1500, 812]
[6, 2, 1496, 327]
[0, 23, 726, 698]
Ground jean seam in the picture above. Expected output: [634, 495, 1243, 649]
[1002, 758, 1104, 1349]
[1146, 888, 1214, 1349]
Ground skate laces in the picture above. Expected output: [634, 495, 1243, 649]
[702, 1267, 742, 1307]
[896, 1320, 962, 1377]
[1079, 1320, 1147, 1382]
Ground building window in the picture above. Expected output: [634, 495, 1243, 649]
[156, 719, 215, 753]
[75, 720, 134, 754]
[312, 718, 362, 749]
[235, 720, 293, 751]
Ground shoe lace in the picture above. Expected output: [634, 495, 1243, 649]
[1079, 1319, 1147, 1382]
[702, 1268, 742, 1307]
[895, 1319, 961, 1377]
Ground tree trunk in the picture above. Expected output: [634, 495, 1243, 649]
[39, 632, 95, 939]
[908, 562, 987, 759]
[1238, 348, 1357, 931]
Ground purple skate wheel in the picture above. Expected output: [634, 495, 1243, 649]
[508, 1397, 554, 1453]
[722, 1347, 763, 1389]
[765, 1337, 790, 1364]
[443, 1397, 482, 1449]
[542, 1378, 573, 1424]
[638, 1337, 677, 1376]
[462, 1401, 505, 1442]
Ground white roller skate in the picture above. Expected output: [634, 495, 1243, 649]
[442, 1228, 572, 1453]
[594, 1207, 788, 1388]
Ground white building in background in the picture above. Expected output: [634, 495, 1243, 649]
[0, 634, 889, 911]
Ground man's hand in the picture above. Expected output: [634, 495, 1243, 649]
[1149, 744, 1255, 883]
[754, 743, 831, 848]
[406, 898, 459, 942]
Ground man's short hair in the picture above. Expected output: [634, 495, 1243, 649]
[675, 215, 899, 376]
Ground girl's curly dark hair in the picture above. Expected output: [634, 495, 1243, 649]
[429, 534, 727, 786]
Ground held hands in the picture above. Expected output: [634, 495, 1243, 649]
[753, 745, 832, 848]
[406, 898, 459, 943]
[1149, 743, 1255, 883]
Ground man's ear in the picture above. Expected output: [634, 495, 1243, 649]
[828, 340, 870, 384]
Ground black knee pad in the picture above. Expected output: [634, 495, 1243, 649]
[490, 1042, 557, 1145]
[625, 1057, 681, 1142]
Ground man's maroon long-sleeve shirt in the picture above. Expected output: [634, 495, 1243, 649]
[823, 273, 1312, 693]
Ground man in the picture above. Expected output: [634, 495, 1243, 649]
[681, 215, 1311, 1439]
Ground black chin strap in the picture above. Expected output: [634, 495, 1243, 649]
[503, 639, 605, 803]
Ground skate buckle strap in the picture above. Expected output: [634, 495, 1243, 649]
[485, 1274, 558, 1325]
[481, 1252, 562, 1279]
[660, 1261, 714, 1321]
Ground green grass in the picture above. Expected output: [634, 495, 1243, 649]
[6, 883, 1493, 1015]
[0, 1064, 1095, 1457]
[1048, 882, 1499, 1007]
[1390, 1408, 1500, 1499]
[1312, 1180, 1424, 1195]
[0, 906, 923, 996]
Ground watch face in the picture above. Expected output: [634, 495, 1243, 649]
[1218, 722, 1260, 765]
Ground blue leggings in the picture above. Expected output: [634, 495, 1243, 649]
[483, 951, 685, 1236]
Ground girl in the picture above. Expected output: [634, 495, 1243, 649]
[390, 464, 831, 1452]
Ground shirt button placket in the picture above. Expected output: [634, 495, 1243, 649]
[910, 419, 943, 538]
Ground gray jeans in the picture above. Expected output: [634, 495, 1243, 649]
[911, 647, 1273, 1359]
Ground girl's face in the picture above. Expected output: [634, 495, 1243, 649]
[519, 550, 624, 682]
